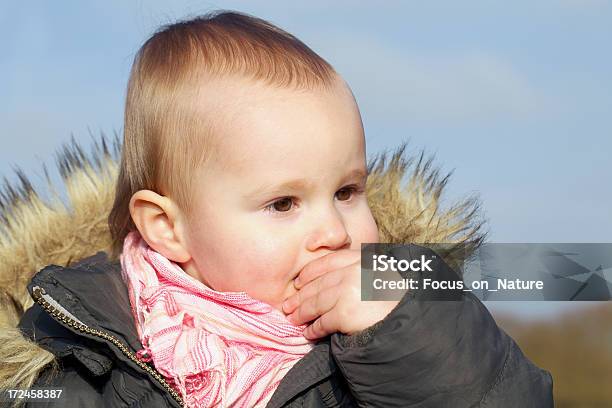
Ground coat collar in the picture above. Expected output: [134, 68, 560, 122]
[23, 251, 142, 358]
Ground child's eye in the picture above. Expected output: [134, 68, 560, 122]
[264, 197, 295, 213]
[335, 185, 364, 202]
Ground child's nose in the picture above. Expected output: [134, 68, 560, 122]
[305, 208, 351, 252]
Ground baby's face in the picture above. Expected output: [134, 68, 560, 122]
[180, 75, 379, 311]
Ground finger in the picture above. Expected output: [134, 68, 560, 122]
[288, 284, 339, 326]
[296, 249, 359, 289]
[282, 280, 308, 314]
[284, 268, 343, 314]
[303, 311, 338, 340]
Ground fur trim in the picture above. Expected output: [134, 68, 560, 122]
[0, 133, 487, 397]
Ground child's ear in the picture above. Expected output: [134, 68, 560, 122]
[128, 190, 191, 263]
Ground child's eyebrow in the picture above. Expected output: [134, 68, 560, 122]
[247, 178, 314, 200]
[338, 168, 368, 186]
[246, 168, 367, 200]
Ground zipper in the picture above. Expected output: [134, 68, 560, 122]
[32, 286, 184, 407]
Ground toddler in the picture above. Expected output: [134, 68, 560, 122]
[113, 11, 398, 406]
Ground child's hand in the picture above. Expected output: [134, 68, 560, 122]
[282, 249, 400, 340]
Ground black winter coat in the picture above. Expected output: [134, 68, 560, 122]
[17, 248, 554, 407]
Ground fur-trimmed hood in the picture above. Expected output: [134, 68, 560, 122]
[0, 133, 486, 394]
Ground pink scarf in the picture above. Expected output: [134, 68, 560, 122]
[119, 231, 314, 407]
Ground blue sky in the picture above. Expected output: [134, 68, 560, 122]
[2, 1, 611, 318]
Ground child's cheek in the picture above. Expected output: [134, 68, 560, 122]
[242, 236, 296, 279]
[240, 248, 298, 308]
[369, 221, 380, 243]
[351, 213, 380, 248]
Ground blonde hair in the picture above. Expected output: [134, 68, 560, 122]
[108, 10, 336, 259]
